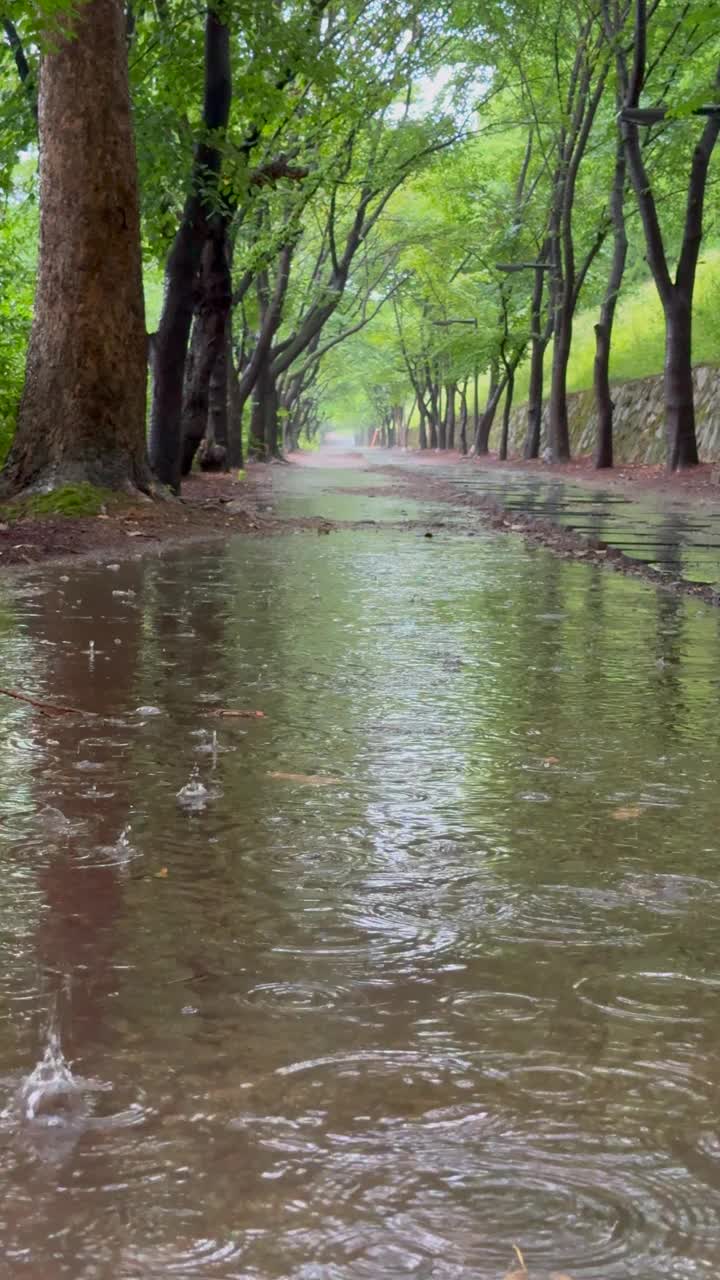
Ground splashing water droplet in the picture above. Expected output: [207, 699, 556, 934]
[176, 766, 210, 812]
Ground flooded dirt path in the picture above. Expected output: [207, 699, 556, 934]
[1, 458, 720, 1278]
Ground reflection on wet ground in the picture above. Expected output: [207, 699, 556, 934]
[389, 456, 720, 585]
[1, 465, 720, 1277]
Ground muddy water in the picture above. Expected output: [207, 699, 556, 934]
[2, 476, 720, 1278]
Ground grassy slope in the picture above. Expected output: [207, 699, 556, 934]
[485, 248, 720, 414]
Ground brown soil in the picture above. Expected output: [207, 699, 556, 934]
[0, 466, 307, 570]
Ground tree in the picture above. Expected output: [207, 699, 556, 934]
[618, 0, 720, 468]
[148, 4, 231, 491]
[0, 0, 150, 496]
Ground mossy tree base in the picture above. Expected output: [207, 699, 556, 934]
[0, 482, 130, 522]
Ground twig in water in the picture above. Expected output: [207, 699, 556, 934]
[0, 686, 91, 717]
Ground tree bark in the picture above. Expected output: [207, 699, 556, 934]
[208, 332, 229, 450]
[227, 320, 244, 470]
[473, 362, 502, 454]
[593, 137, 627, 469]
[148, 7, 231, 491]
[499, 370, 514, 461]
[180, 218, 232, 476]
[248, 362, 281, 459]
[524, 257, 552, 459]
[435, 381, 446, 450]
[664, 293, 698, 469]
[0, 0, 149, 496]
[445, 382, 456, 450]
[418, 405, 428, 450]
[458, 380, 468, 455]
[548, 317, 572, 461]
[524, 341, 545, 459]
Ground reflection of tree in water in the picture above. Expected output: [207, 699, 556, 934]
[649, 517, 689, 745]
[17, 562, 150, 1057]
[0, 564, 156, 1272]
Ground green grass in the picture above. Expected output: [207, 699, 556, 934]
[556, 247, 720, 397]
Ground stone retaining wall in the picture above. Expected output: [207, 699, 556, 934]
[502, 364, 720, 462]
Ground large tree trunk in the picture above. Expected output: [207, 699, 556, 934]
[0, 0, 149, 496]
[248, 362, 281, 459]
[664, 293, 698, 469]
[180, 219, 232, 476]
[147, 8, 231, 491]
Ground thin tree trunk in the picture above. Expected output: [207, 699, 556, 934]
[418, 406, 428, 450]
[474, 362, 501, 454]
[458, 380, 468, 455]
[148, 7, 231, 491]
[1, 0, 150, 496]
[594, 143, 627, 469]
[425, 377, 439, 449]
[664, 294, 698, 468]
[548, 315, 572, 461]
[227, 322, 244, 470]
[524, 257, 551, 459]
[499, 370, 515, 461]
[524, 339, 546, 459]
[436, 384, 446, 450]
[445, 382, 456, 450]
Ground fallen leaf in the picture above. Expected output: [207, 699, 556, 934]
[509, 1245, 527, 1275]
[542, 756, 560, 766]
[126, 529, 149, 538]
[207, 708, 266, 719]
[154, 867, 169, 878]
[612, 805, 643, 820]
[549, 1273, 576, 1280]
[268, 771, 341, 786]
[504, 1272, 528, 1280]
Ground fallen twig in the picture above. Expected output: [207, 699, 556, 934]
[0, 686, 91, 717]
[268, 771, 341, 785]
[205, 708, 266, 719]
